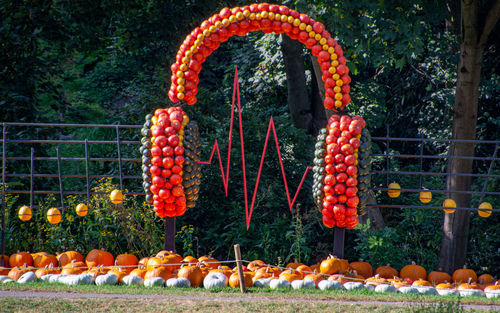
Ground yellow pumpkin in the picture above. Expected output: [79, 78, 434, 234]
[478, 202, 492, 218]
[47, 208, 62, 224]
[75, 203, 88, 217]
[443, 199, 456, 213]
[110, 189, 123, 204]
[18, 205, 32, 221]
[387, 182, 401, 198]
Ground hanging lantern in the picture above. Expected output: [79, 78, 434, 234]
[478, 202, 492, 218]
[47, 208, 62, 224]
[442, 199, 456, 214]
[110, 189, 123, 204]
[18, 205, 32, 221]
[387, 182, 401, 198]
[419, 188, 432, 203]
[75, 203, 88, 217]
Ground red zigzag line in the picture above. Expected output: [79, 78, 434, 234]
[197, 66, 313, 230]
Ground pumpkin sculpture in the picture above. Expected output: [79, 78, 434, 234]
[400, 261, 427, 282]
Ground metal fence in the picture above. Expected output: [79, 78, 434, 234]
[1, 122, 499, 258]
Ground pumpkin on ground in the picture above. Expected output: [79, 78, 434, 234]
[399, 261, 426, 282]
[203, 272, 228, 289]
[85, 249, 114, 267]
[349, 260, 373, 279]
[427, 270, 451, 285]
[343, 281, 365, 290]
[96, 273, 119, 286]
[253, 278, 272, 288]
[375, 284, 397, 293]
[228, 272, 253, 288]
[35, 264, 60, 278]
[412, 279, 432, 287]
[122, 275, 144, 286]
[374, 264, 398, 279]
[484, 283, 500, 299]
[108, 268, 128, 283]
[33, 253, 58, 268]
[365, 275, 389, 287]
[144, 277, 164, 287]
[166, 277, 191, 288]
[398, 286, 419, 294]
[453, 267, 477, 283]
[9, 252, 33, 267]
[304, 274, 325, 287]
[269, 278, 291, 289]
[145, 267, 172, 281]
[291, 279, 316, 289]
[57, 251, 84, 267]
[8, 266, 31, 281]
[415, 286, 438, 295]
[129, 268, 147, 279]
[115, 254, 138, 274]
[318, 280, 342, 290]
[178, 265, 203, 287]
[17, 271, 37, 284]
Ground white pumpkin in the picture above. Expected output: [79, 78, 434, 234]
[253, 278, 272, 288]
[485, 290, 500, 299]
[374, 284, 397, 293]
[364, 284, 375, 291]
[203, 272, 228, 289]
[269, 279, 291, 289]
[58, 275, 80, 286]
[398, 286, 419, 294]
[165, 277, 191, 288]
[48, 274, 62, 283]
[416, 286, 438, 295]
[40, 274, 55, 282]
[95, 273, 118, 286]
[459, 289, 485, 297]
[17, 272, 37, 284]
[122, 275, 144, 286]
[144, 277, 165, 287]
[343, 281, 364, 290]
[318, 280, 341, 290]
[0, 275, 11, 283]
[291, 279, 316, 290]
[2, 278, 14, 284]
[77, 273, 95, 285]
[436, 288, 459, 296]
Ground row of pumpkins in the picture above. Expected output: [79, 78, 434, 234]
[1, 250, 499, 298]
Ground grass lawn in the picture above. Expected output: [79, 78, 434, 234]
[0, 282, 499, 312]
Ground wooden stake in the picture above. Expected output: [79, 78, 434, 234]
[233, 244, 246, 293]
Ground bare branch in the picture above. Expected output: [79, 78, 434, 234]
[479, 0, 500, 46]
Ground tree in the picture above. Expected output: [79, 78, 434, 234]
[438, 0, 500, 273]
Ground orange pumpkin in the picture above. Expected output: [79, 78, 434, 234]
[8, 266, 31, 281]
[85, 249, 114, 267]
[285, 262, 304, 269]
[108, 268, 128, 283]
[84, 266, 108, 278]
[210, 266, 233, 279]
[484, 282, 500, 292]
[310, 264, 320, 273]
[375, 264, 399, 279]
[228, 272, 253, 288]
[115, 254, 138, 274]
[320, 256, 342, 275]
[452, 267, 477, 283]
[57, 251, 84, 267]
[0, 266, 10, 275]
[9, 251, 33, 267]
[478, 273, 494, 285]
[304, 273, 325, 286]
[349, 260, 373, 279]
[365, 274, 389, 286]
[412, 279, 432, 287]
[427, 270, 451, 285]
[181, 256, 198, 265]
[400, 261, 427, 281]
[279, 269, 302, 282]
[177, 265, 203, 287]
[296, 265, 313, 278]
[129, 268, 147, 279]
[256, 265, 281, 277]
[33, 253, 58, 268]
[35, 264, 60, 278]
[200, 257, 220, 270]
[145, 267, 172, 281]
[436, 282, 455, 289]
[247, 260, 266, 272]
[156, 250, 172, 258]
[138, 257, 150, 268]
[61, 260, 86, 275]
[458, 279, 481, 290]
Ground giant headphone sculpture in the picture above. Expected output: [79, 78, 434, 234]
[140, 3, 371, 229]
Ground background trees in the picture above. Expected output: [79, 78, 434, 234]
[1, 1, 498, 274]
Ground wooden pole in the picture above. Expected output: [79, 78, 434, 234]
[164, 217, 176, 252]
[233, 244, 246, 293]
[333, 227, 345, 259]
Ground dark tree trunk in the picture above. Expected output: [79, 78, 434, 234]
[281, 34, 313, 131]
[438, 0, 500, 273]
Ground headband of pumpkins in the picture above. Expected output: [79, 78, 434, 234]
[168, 3, 351, 112]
